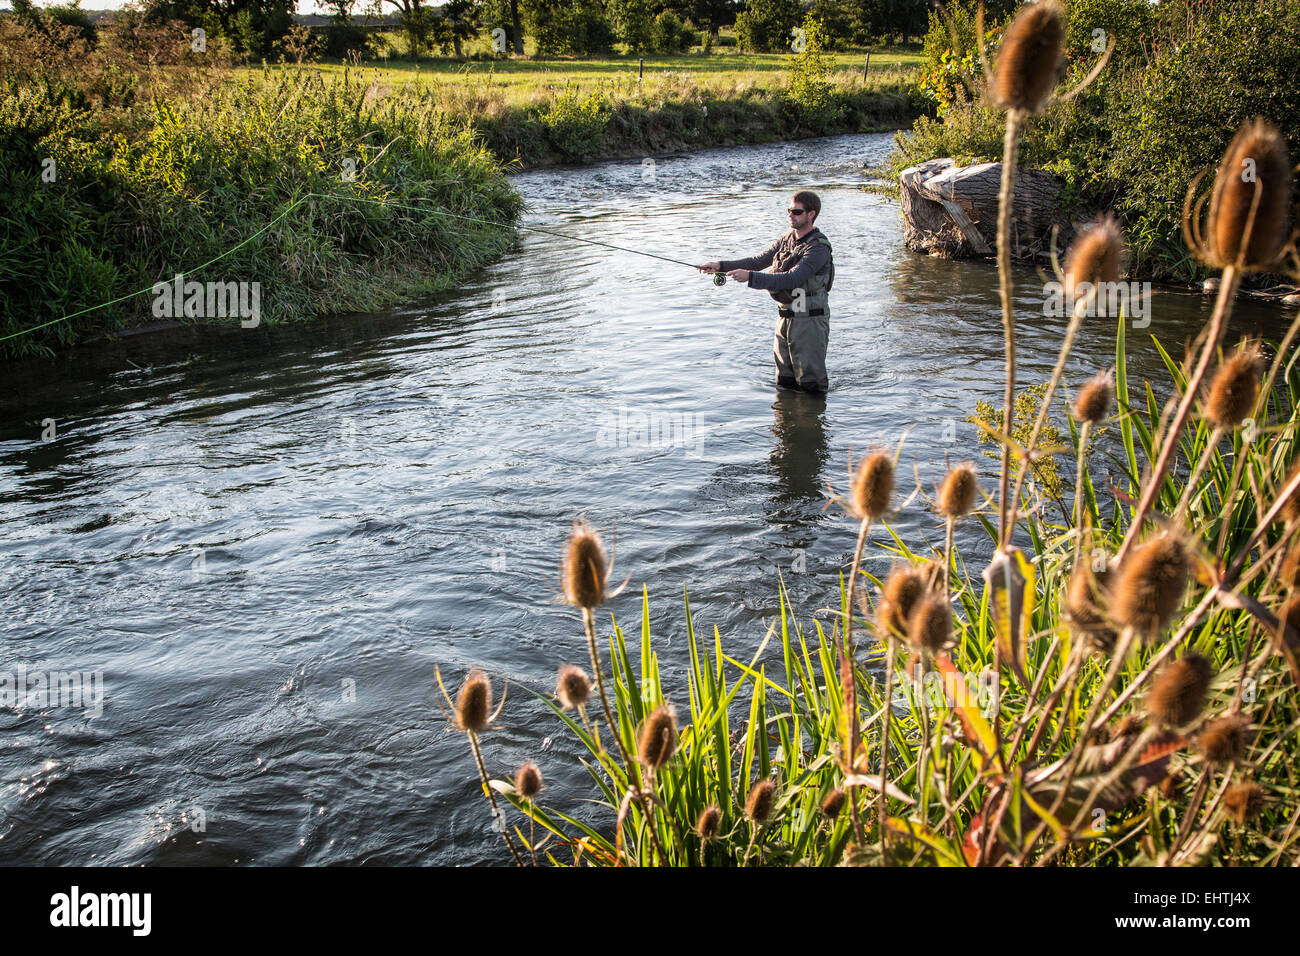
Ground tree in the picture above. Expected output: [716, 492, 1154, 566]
[609, 0, 654, 53]
[482, 0, 525, 54]
[734, 0, 801, 53]
[434, 0, 481, 57]
[145, 0, 295, 60]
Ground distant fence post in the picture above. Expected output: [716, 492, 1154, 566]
[862, 51, 870, 80]
[639, 58, 644, 82]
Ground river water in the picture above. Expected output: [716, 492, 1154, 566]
[0, 132, 1291, 865]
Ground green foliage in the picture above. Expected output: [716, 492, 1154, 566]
[0, 67, 523, 357]
[538, 82, 611, 157]
[785, 15, 843, 133]
[972, 383, 1067, 503]
[609, 0, 654, 54]
[734, 0, 802, 54]
[893, 0, 1300, 281]
[649, 10, 694, 54]
[525, 0, 617, 56]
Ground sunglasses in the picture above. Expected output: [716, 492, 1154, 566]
[787, 207, 807, 215]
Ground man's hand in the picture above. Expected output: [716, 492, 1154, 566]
[727, 269, 750, 283]
[698, 261, 721, 273]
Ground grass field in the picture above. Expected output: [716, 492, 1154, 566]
[277, 43, 924, 110]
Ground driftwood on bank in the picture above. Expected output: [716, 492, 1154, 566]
[900, 158, 1070, 261]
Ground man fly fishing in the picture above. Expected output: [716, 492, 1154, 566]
[699, 191, 835, 395]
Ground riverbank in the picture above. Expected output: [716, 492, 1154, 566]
[888, 0, 1300, 287]
[2, 42, 927, 360]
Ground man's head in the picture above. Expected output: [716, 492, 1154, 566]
[789, 191, 821, 229]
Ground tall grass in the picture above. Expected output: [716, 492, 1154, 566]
[1, 20, 522, 359]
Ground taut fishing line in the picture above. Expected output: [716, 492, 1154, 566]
[1, 192, 725, 345]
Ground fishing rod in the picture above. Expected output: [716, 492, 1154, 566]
[0, 192, 727, 345]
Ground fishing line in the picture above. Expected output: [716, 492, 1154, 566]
[1, 191, 723, 345]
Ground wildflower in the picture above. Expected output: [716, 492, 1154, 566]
[555, 664, 592, 710]
[514, 762, 542, 800]
[637, 706, 677, 770]
[455, 670, 492, 732]
[993, 1, 1065, 113]
[745, 780, 776, 823]
[562, 518, 608, 609]
[1113, 533, 1189, 638]
[1148, 654, 1212, 727]
[937, 464, 978, 519]
[1072, 372, 1113, 424]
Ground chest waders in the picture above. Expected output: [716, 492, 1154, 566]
[769, 231, 833, 394]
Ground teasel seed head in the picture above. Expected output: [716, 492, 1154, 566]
[821, 788, 846, 819]
[1072, 372, 1114, 424]
[1278, 595, 1300, 652]
[936, 464, 978, 519]
[907, 594, 954, 655]
[1223, 781, 1265, 824]
[1205, 346, 1265, 428]
[1109, 711, 1146, 741]
[455, 669, 492, 733]
[1208, 118, 1292, 270]
[697, 805, 722, 841]
[1147, 653, 1212, 727]
[1197, 715, 1247, 764]
[1064, 215, 1124, 289]
[1112, 532, 1190, 638]
[637, 705, 677, 770]
[1159, 769, 1181, 799]
[850, 450, 894, 520]
[1280, 546, 1300, 592]
[514, 762, 542, 800]
[993, 0, 1065, 113]
[1066, 561, 1116, 653]
[1278, 460, 1300, 525]
[745, 779, 776, 823]
[555, 664, 592, 710]
[876, 565, 926, 641]
[561, 517, 608, 609]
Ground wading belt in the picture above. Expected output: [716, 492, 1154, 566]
[778, 307, 827, 318]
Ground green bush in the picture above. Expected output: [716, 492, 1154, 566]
[734, 0, 802, 54]
[538, 82, 611, 158]
[649, 10, 693, 54]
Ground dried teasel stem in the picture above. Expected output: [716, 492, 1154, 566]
[467, 729, 525, 867]
[1119, 207, 1253, 560]
[515, 762, 543, 866]
[580, 607, 668, 865]
[994, 107, 1022, 550]
[843, 515, 871, 847]
[1030, 626, 1139, 857]
[1008, 219, 1123, 538]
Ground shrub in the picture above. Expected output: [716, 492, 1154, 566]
[734, 0, 802, 54]
[649, 10, 693, 54]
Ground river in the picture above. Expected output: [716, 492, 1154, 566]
[0, 132, 1291, 865]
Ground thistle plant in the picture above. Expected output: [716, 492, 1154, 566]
[456, 3, 1299, 870]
